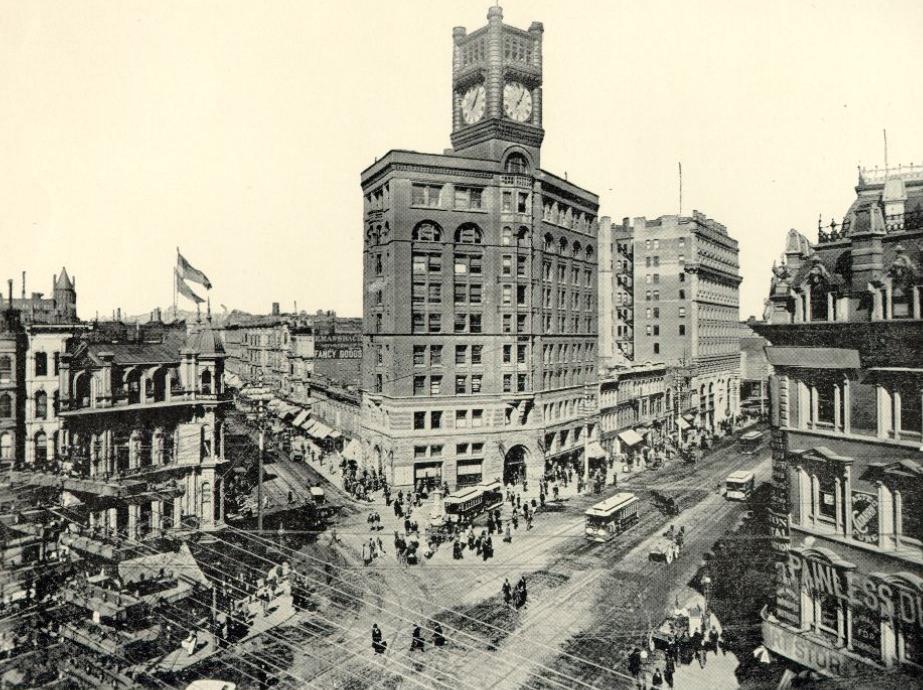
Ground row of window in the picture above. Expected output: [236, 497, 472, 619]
[413, 222, 531, 248]
[0, 353, 60, 381]
[541, 261, 594, 287]
[412, 409, 486, 430]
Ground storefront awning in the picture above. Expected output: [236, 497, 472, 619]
[618, 429, 644, 447]
[585, 440, 607, 458]
[677, 417, 691, 430]
[342, 439, 362, 462]
[292, 410, 310, 428]
[765, 346, 860, 370]
[308, 421, 333, 439]
[328, 429, 342, 439]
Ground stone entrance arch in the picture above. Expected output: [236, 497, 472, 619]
[503, 444, 529, 485]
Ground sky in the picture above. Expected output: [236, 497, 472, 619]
[2, 0, 922, 321]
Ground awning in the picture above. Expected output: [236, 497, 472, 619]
[301, 419, 318, 433]
[677, 417, 691, 431]
[618, 429, 644, 447]
[328, 429, 342, 439]
[585, 440, 607, 459]
[765, 346, 860, 370]
[292, 410, 310, 427]
[342, 439, 362, 462]
[308, 421, 333, 439]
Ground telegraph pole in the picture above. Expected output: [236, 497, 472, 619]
[257, 403, 264, 533]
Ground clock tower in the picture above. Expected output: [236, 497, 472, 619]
[450, 6, 544, 165]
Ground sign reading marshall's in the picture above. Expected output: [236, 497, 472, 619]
[315, 334, 362, 359]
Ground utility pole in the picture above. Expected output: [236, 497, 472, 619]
[257, 399, 265, 533]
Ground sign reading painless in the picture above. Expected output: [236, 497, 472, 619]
[314, 334, 362, 360]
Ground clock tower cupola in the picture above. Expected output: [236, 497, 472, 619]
[450, 6, 544, 164]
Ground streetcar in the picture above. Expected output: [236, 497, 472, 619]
[724, 470, 755, 501]
[442, 480, 504, 525]
[584, 492, 640, 542]
[739, 430, 764, 454]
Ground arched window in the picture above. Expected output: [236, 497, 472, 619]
[517, 226, 530, 242]
[543, 233, 555, 253]
[572, 241, 582, 258]
[809, 284, 829, 322]
[0, 394, 10, 418]
[34, 431, 47, 465]
[501, 227, 513, 246]
[504, 153, 530, 174]
[0, 433, 11, 459]
[559, 236, 569, 254]
[455, 223, 483, 244]
[585, 245, 595, 261]
[201, 369, 212, 395]
[412, 221, 443, 242]
[0, 356, 10, 383]
[34, 390, 47, 420]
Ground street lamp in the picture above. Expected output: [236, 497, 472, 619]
[702, 575, 713, 629]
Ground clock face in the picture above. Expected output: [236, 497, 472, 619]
[461, 84, 486, 125]
[503, 81, 533, 122]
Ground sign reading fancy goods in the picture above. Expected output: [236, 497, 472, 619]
[315, 334, 362, 359]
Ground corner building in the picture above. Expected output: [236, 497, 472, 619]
[361, 6, 600, 490]
[753, 165, 923, 681]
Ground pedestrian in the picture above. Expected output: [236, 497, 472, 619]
[552, 483, 559, 500]
[483, 534, 492, 561]
[517, 575, 527, 607]
[433, 622, 446, 647]
[372, 623, 387, 654]
[504, 521, 512, 543]
[527, 514, 534, 530]
[512, 512, 519, 530]
[516, 494, 521, 510]
[628, 647, 642, 682]
[411, 624, 425, 652]
[664, 655, 675, 688]
[377, 536, 385, 555]
[361, 541, 370, 566]
[709, 626, 719, 653]
[324, 562, 333, 586]
[502, 578, 512, 606]
[539, 491, 545, 507]
[651, 667, 664, 688]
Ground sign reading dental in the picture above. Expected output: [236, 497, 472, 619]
[778, 550, 923, 631]
[315, 334, 363, 360]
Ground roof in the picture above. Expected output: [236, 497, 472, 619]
[186, 323, 225, 356]
[765, 346, 860, 369]
[118, 543, 210, 589]
[55, 267, 74, 291]
[585, 492, 638, 517]
[69, 329, 188, 367]
[726, 470, 754, 482]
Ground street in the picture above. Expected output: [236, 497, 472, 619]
[205, 427, 772, 690]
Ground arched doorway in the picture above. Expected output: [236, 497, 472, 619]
[503, 444, 529, 485]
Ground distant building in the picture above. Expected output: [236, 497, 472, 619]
[599, 212, 742, 435]
[598, 362, 672, 467]
[0, 269, 79, 326]
[360, 6, 601, 489]
[753, 164, 923, 682]
[739, 321, 771, 419]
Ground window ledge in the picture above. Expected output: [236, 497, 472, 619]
[782, 425, 923, 451]
[792, 524, 923, 566]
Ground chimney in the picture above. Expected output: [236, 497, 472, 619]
[117, 307, 121, 321]
[7, 279, 12, 305]
[272, 302, 280, 316]
[22, 271, 25, 300]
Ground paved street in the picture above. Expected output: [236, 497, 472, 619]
[206, 428, 772, 689]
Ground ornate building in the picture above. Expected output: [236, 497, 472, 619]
[600, 212, 742, 435]
[754, 164, 923, 681]
[361, 6, 600, 489]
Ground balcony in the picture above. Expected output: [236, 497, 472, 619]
[59, 389, 232, 416]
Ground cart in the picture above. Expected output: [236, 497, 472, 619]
[649, 535, 680, 563]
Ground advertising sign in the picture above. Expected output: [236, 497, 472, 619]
[315, 334, 362, 360]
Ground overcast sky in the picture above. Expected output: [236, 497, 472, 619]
[3, 0, 922, 320]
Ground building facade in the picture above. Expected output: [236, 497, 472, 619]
[16, 318, 232, 541]
[598, 362, 672, 466]
[601, 212, 742, 435]
[754, 165, 923, 681]
[361, 6, 600, 490]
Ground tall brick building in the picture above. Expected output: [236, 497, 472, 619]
[753, 164, 923, 682]
[600, 212, 742, 434]
[361, 6, 601, 489]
